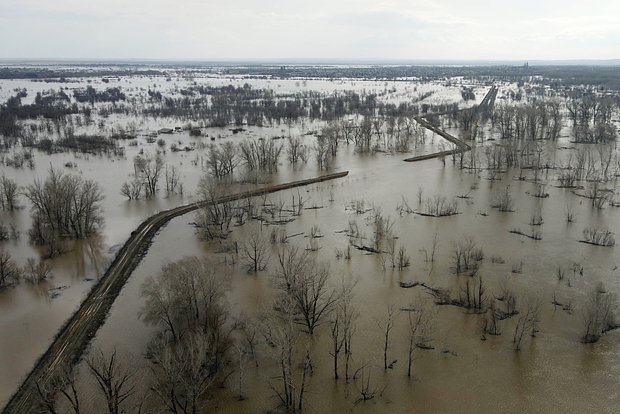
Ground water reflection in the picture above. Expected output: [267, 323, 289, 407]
[50, 235, 107, 282]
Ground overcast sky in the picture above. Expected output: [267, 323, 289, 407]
[0, 0, 618, 61]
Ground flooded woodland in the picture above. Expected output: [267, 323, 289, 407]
[0, 64, 619, 413]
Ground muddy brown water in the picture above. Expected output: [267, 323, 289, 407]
[74, 146, 619, 413]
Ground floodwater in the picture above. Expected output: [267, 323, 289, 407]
[76, 142, 620, 413]
[1, 73, 619, 413]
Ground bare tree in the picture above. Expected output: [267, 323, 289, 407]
[141, 256, 232, 412]
[0, 249, 21, 288]
[238, 139, 283, 173]
[34, 367, 81, 414]
[458, 276, 487, 311]
[273, 245, 340, 334]
[134, 153, 164, 197]
[353, 364, 384, 403]
[290, 261, 337, 334]
[120, 180, 143, 200]
[451, 236, 483, 275]
[261, 299, 312, 412]
[140, 256, 230, 347]
[150, 333, 223, 414]
[25, 167, 104, 245]
[406, 303, 433, 378]
[286, 136, 307, 164]
[330, 306, 345, 380]
[233, 342, 249, 400]
[314, 135, 331, 170]
[0, 174, 19, 210]
[165, 166, 181, 194]
[582, 283, 618, 343]
[378, 305, 397, 371]
[274, 245, 311, 292]
[23, 257, 53, 284]
[86, 348, 137, 414]
[513, 299, 540, 351]
[206, 142, 238, 179]
[196, 178, 238, 240]
[329, 281, 356, 380]
[242, 231, 269, 272]
[491, 185, 515, 212]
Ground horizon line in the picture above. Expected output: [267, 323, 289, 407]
[1, 57, 620, 67]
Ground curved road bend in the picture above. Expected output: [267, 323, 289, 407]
[404, 85, 497, 162]
[3, 171, 349, 414]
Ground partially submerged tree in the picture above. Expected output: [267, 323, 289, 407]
[261, 298, 313, 412]
[34, 367, 81, 414]
[134, 153, 164, 197]
[582, 283, 618, 343]
[406, 302, 433, 378]
[25, 167, 104, 246]
[149, 332, 224, 414]
[242, 231, 269, 273]
[140, 256, 230, 346]
[378, 305, 397, 371]
[0, 174, 19, 210]
[195, 177, 238, 240]
[86, 348, 137, 414]
[23, 257, 53, 284]
[329, 281, 356, 380]
[141, 256, 232, 412]
[273, 245, 339, 334]
[0, 249, 21, 288]
[451, 236, 483, 275]
[513, 299, 540, 351]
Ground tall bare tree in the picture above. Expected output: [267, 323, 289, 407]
[34, 367, 81, 414]
[378, 305, 396, 371]
[242, 231, 269, 273]
[196, 177, 237, 240]
[150, 333, 223, 414]
[86, 349, 137, 414]
[275, 253, 338, 334]
[134, 153, 164, 197]
[406, 303, 433, 378]
[0, 174, 19, 210]
[141, 256, 232, 412]
[0, 249, 21, 288]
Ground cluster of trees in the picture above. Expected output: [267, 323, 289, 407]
[566, 94, 617, 144]
[33, 256, 234, 413]
[0, 249, 53, 289]
[0, 174, 19, 210]
[25, 168, 104, 252]
[0, 92, 79, 137]
[120, 154, 181, 200]
[492, 100, 564, 141]
[139, 256, 232, 412]
[35, 348, 142, 414]
[73, 86, 126, 104]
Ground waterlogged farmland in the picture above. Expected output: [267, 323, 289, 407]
[0, 64, 619, 413]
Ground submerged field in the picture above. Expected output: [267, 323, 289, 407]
[1, 64, 619, 413]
